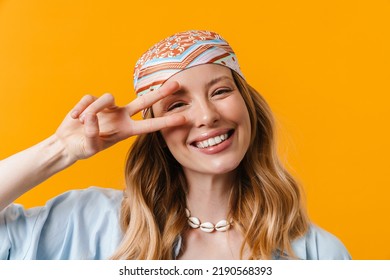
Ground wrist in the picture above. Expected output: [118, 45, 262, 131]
[40, 134, 77, 173]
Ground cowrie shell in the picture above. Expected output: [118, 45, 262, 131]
[215, 220, 230, 232]
[200, 222, 215, 233]
[188, 217, 200, 228]
[185, 208, 233, 233]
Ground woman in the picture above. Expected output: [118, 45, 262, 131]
[0, 30, 350, 260]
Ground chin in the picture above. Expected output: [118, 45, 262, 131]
[206, 159, 242, 175]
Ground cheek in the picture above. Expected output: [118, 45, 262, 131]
[229, 98, 252, 145]
[160, 126, 188, 147]
[224, 97, 251, 126]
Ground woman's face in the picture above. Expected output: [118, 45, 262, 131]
[152, 64, 251, 176]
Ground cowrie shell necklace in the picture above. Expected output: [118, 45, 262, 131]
[185, 208, 233, 233]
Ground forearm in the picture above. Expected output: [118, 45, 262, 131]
[0, 134, 75, 210]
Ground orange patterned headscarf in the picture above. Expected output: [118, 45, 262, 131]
[133, 30, 244, 98]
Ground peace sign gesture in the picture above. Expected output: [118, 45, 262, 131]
[55, 81, 186, 162]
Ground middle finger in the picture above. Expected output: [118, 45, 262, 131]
[125, 81, 180, 116]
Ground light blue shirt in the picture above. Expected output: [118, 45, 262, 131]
[0, 187, 351, 260]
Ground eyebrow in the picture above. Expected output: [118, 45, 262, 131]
[206, 75, 234, 88]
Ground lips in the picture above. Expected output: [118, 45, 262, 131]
[191, 129, 234, 149]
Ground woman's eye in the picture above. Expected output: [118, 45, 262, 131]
[213, 88, 232, 96]
[167, 102, 186, 111]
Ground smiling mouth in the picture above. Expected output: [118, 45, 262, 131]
[192, 130, 234, 149]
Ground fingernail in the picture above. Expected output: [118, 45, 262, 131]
[71, 110, 78, 118]
[79, 113, 85, 123]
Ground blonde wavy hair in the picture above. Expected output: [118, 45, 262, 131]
[111, 71, 310, 260]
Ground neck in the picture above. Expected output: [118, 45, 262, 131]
[184, 169, 235, 221]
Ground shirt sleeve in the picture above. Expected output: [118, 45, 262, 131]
[0, 187, 123, 260]
[292, 224, 352, 260]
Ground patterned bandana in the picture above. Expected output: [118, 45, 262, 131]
[133, 30, 244, 101]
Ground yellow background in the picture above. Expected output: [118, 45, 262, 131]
[1, 0, 389, 259]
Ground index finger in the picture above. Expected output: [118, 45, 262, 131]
[129, 114, 187, 136]
[125, 81, 180, 116]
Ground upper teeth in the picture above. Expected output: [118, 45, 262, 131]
[195, 133, 229, 149]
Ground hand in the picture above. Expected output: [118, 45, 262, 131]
[55, 81, 186, 162]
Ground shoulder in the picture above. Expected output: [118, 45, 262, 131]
[291, 224, 351, 260]
[1, 187, 123, 221]
[39, 186, 124, 244]
[0, 187, 124, 259]
[46, 186, 123, 209]
[38, 186, 123, 222]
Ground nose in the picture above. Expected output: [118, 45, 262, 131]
[191, 99, 220, 128]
